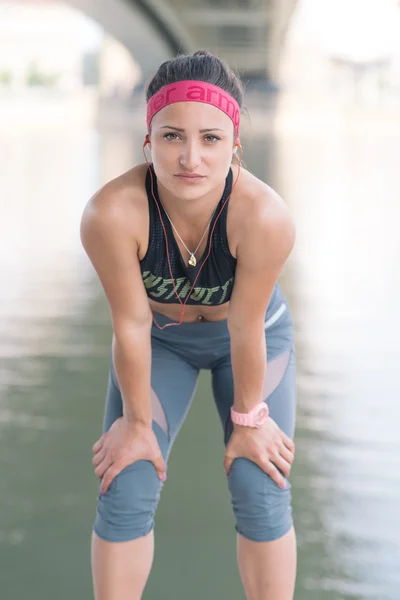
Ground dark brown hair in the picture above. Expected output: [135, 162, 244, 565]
[145, 50, 244, 110]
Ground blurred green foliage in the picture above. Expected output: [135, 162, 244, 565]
[0, 70, 12, 85]
[26, 62, 60, 87]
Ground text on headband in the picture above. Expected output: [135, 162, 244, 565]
[146, 80, 240, 137]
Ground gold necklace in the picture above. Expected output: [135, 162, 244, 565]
[160, 203, 218, 267]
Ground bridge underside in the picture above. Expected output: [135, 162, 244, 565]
[69, 0, 297, 86]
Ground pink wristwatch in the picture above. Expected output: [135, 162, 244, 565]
[231, 402, 269, 428]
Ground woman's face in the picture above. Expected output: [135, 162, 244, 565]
[148, 101, 237, 201]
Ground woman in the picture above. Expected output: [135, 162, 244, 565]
[81, 50, 297, 600]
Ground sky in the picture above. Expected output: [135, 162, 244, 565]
[294, 0, 400, 62]
[0, 0, 104, 52]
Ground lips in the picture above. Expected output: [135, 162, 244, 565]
[174, 173, 205, 183]
[175, 173, 205, 178]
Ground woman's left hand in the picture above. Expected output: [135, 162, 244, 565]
[223, 416, 295, 489]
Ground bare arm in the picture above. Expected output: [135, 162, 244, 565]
[80, 183, 153, 427]
[228, 190, 296, 414]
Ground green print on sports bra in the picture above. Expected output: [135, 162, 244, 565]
[142, 271, 234, 305]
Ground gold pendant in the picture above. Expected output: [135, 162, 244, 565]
[188, 254, 197, 267]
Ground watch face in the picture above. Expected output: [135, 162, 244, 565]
[255, 405, 268, 426]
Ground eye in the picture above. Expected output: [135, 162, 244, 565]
[163, 132, 180, 140]
[204, 135, 220, 143]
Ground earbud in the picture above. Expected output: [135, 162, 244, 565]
[234, 138, 242, 154]
[142, 133, 151, 164]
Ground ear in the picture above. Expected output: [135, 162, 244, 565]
[233, 137, 242, 153]
[144, 133, 150, 146]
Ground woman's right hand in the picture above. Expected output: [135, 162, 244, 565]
[92, 416, 166, 494]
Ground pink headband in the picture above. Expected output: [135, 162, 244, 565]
[146, 80, 240, 138]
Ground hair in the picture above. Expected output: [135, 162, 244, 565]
[145, 49, 245, 114]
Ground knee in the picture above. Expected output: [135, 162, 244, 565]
[228, 457, 293, 542]
[93, 459, 163, 543]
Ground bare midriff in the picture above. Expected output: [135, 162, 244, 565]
[148, 298, 229, 323]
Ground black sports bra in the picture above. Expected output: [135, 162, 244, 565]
[139, 164, 237, 306]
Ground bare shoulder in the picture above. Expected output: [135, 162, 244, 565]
[227, 168, 295, 327]
[79, 163, 152, 328]
[232, 165, 293, 226]
[81, 163, 149, 233]
[231, 165, 296, 262]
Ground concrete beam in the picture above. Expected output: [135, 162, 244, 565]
[68, 0, 192, 82]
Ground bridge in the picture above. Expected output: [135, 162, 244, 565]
[68, 0, 297, 86]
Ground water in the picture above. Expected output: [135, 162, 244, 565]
[1, 101, 400, 600]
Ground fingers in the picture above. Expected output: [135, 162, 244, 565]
[223, 454, 233, 477]
[92, 433, 111, 480]
[94, 454, 110, 479]
[224, 449, 288, 489]
[100, 467, 118, 495]
[92, 433, 106, 454]
[278, 443, 294, 468]
[270, 450, 291, 478]
[282, 432, 295, 453]
[152, 455, 167, 482]
[92, 447, 106, 468]
[99, 457, 166, 494]
[259, 458, 287, 489]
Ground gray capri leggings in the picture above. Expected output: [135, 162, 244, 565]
[93, 283, 297, 544]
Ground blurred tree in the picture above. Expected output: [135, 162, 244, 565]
[0, 70, 12, 86]
[26, 62, 60, 87]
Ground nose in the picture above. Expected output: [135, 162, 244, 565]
[179, 139, 201, 170]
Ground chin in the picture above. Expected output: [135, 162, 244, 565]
[170, 177, 210, 199]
